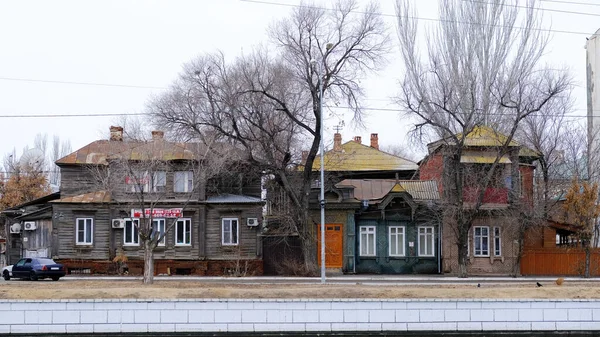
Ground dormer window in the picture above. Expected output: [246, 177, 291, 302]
[174, 171, 193, 193]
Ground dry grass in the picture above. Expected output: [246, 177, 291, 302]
[1, 279, 600, 300]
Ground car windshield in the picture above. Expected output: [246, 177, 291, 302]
[36, 258, 56, 265]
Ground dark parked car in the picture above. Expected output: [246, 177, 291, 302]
[6, 258, 66, 281]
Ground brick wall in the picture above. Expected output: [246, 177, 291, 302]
[57, 258, 263, 276]
[1, 298, 598, 333]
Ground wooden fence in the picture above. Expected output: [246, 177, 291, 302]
[520, 248, 600, 276]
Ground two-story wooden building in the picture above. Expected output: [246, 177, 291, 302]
[4, 126, 264, 276]
[419, 126, 538, 275]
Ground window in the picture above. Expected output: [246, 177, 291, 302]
[152, 219, 166, 246]
[129, 171, 150, 193]
[222, 218, 239, 245]
[474, 226, 490, 256]
[389, 226, 405, 257]
[359, 226, 376, 256]
[76, 218, 93, 245]
[176, 218, 192, 246]
[418, 226, 434, 257]
[124, 218, 139, 245]
[519, 171, 524, 198]
[493, 226, 502, 256]
[152, 171, 166, 192]
[174, 171, 193, 192]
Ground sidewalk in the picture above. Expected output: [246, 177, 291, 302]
[61, 274, 600, 284]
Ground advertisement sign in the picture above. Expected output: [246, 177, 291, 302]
[131, 208, 183, 218]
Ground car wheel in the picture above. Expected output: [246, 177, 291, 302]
[51, 276, 60, 281]
[2, 271, 9, 281]
[29, 271, 38, 281]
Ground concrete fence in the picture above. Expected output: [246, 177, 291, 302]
[0, 298, 599, 334]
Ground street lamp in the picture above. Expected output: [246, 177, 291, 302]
[311, 43, 331, 284]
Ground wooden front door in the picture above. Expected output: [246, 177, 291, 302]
[317, 224, 343, 268]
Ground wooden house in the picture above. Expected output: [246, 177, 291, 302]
[4, 127, 264, 276]
[295, 133, 443, 275]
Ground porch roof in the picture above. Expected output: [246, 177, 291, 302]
[336, 179, 440, 201]
[52, 190, 111, 203]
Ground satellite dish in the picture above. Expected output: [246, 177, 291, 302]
[19, 148, 45, 169]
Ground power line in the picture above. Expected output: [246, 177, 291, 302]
[541, 0, 600, 7]
[468, 0, 600, 17]
[1, 107, 598, 119]
[0, 113, 145, 118]
[0, 77, 167, 90]
[239, 0, 597, 36]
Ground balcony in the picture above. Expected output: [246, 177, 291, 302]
[463, 186, 508, 204]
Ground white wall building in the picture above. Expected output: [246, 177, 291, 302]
[587, 28, 600, 179]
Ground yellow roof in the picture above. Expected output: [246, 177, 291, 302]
[460, 151, 511, 164]
[312, 141, 418, 172]
[456, 126, 520, 147]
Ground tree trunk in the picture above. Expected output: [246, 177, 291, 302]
[457, 237, 468, 278]
[143, 240, 155, 284]
[585, 246, 591, 278]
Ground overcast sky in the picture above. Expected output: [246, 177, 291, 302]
[0, 0, 598, 166]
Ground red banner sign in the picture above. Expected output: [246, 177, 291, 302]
[131, 208, 183, 218]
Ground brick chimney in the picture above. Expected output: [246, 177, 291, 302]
[152, 130, 164, 140]
[334, 133, 342, 152]
[109, 126, 123, 141]
[370, 133, 379, 150]
[354, 136, 362, 144]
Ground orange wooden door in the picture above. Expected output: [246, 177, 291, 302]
[317, 224, 343, 268]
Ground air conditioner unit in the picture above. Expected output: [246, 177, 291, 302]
[10, 223, 21, 234]
[112, 219, 125, 229]
[23, 221, 37, 231]
[247, 218, 259, 227]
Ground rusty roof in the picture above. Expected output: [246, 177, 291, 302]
[312, 141, 418, 172]
[56, 140, 202, 165]
[52, 190, 111, 203]
[336, 179, 439, 201]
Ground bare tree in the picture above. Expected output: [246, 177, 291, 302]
[150, 0, 389, 274]
[396, 0, 572, 277]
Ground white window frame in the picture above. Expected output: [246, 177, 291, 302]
[152, 171, 166, 192]
[359, 226, 376, 257]
[174, 171, 194, 193]
[418, 226, 435, 257]
[222, 218, 239, 246]
[124, 218, 139, 246]
[493, 226, 502, 256]
[388, 226, 405, 257]
[175, 218, 192, 246]
[474, 226, 490, 257]
[76, 218, 93, 245]
[152, 218, 166, 246]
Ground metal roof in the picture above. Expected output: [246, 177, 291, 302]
[336, 179, 440, 201]
[312, 141, 418, 172]
[52, 190, 111, 203]
[460, 151, 511, 164]
[205, 194, 263, 204]
[56, 140, 203, 165]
